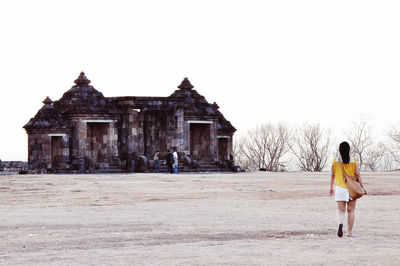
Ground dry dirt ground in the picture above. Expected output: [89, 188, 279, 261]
[0, 171, 399, 265]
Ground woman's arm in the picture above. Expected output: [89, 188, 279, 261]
[330, 165, 335, 196]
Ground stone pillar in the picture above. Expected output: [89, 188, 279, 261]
[210, 121, 218, 161]
[183, 120, 190, 155]
[108, 121, 119, 158]
[70, 119, 87, 170]
[61, 134, 70, 168]
[123, 109, 141, 172]
[127, 109, 140, 155]
[175, 109, 185, 152]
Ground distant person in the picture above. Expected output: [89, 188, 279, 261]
[172, 148, 178, 174]
[330, 141, 366, 237]
[166, 149, 174, 174]
[154, 150, 160, 171]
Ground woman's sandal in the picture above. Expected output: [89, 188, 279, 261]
[337, 223, 343, 237]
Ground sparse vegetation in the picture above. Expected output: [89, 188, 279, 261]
[234, 120, 396, 172]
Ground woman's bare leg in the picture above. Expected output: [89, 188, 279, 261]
[347, 199, 357, 236]
[337, 201, 346, 237]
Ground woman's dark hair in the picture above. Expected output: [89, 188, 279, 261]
[339, 141, 350, 163]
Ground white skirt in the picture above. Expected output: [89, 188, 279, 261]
[335, 186, 351, 202]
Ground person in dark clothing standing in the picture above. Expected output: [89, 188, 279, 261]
[165, 149, 174, 174]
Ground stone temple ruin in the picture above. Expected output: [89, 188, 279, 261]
[24, 72, 236, 173]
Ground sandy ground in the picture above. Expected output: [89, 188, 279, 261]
[0, 171, 399, 265]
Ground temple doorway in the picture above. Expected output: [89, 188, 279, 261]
[51, 136, 63, 169]
[87, 122, 109, 163]
[218, 138, 228, 161]
[190, 123, 211, 161]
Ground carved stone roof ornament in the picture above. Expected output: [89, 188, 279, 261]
[74, 72, 91, 86]
[53, 72, 119, 114]
[170, 78, 221, 119]
[23, 97, 68, 130]
[43, 96, 53, 105]
[178, 77, 194, 90]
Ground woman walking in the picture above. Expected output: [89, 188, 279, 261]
[330, 141, 366, 237]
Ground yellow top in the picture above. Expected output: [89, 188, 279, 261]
[332, 158, 357, 189]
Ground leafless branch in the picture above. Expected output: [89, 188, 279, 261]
[233, 123, 292, 171]
[291, 123, 332, 172]
[345, 117, 373, 170]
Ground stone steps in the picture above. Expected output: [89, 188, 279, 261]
[53, 162, 234, 174]
[151, 162, 233, 173]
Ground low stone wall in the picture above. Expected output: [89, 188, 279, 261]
[0, 161, 28, 175]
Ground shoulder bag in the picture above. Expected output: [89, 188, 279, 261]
[338, 159, 366, 200]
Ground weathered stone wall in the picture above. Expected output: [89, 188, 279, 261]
[227, 136, 233, 160]
[85, 122, 118, 166]
[183, 120, 190, 156]
[142, 111, 168, 157]
[27, 132, 69, 170]
[141, 108, 185, 158]
[210, 121, 217, 161]
[107, 121, 119, 161]
[173, 109, 185, 152]
[119, 108, 141, 161]
[27, 133, 52, 169]
[70, 119, 87, 168]
[69, 115, 120, 170]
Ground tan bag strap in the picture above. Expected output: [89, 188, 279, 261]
[338, 158, 350, 183]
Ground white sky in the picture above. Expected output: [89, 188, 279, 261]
[1, 0, 399, 161]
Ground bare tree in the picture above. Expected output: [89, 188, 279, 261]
[235, 123, 292, 171]
[363, 143, 386, 171]
[345, 117, 373, 170]
[381, 151, 398, 171]
[291, 123, 332, 171]
[232, 135, 253, 171]
[388, 124, 400, 164]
